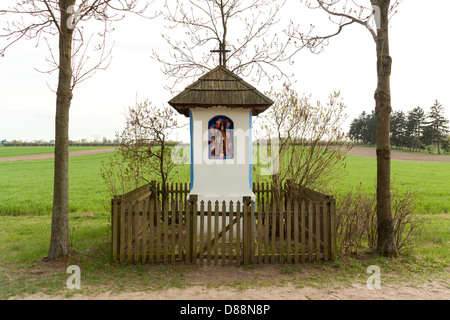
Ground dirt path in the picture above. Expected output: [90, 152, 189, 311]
[0, 147, 117, 162]
[348, 146, 450, 162]
[13, 282, 450, 300]
[9, 263, 450, 300]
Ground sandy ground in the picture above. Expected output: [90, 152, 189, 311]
[13, 282, 450, 300]
[9, 263, 450, 300]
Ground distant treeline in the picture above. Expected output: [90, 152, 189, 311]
[1, 140, 183, 147]
[348, 100, 450, 154]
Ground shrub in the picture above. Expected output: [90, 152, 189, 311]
[336, 185, 424, 256]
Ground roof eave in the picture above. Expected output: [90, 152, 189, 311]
[169, 103, 272, 117]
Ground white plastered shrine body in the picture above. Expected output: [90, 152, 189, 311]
[168, 66, 273, 212]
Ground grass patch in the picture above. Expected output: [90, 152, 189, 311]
[332, 155, 450, 214]
[406, 214, 450, 262]
[0, 153, 113, 215]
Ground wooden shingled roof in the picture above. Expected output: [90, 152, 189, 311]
[168, 66, 273, 117]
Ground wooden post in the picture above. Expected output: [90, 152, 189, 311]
[178, 198, 183, 262]
[221, 201, 227, 265]
[169, 183, 174, 211]
[175, 183, 179, 214]
[243, 196, 252, 265]
[323, 198, 329, 262]
[264, 199, 270, 264]
[120, 199, 125, 263]
[111, 197, 119, 262]
[199, 201, 205, 266]
[228, 201, 234, 266]
[243, 201, 247, 265]
[207, 201, 212, 266]
[156, 201, 161, 263]
[261, 183, 265, 212]
[127, 204, 132, 263]
[151, 180, 157, 204]
[279, 201, 284, 264]
[214, 201, 219, 266]
[185, 198, 191, 263]
[257, 200, 263, 263]
[163, 201, 169, 264]
[192, 197, 198, 264]
[286, 200, 292, 264]
[188, 194, 198, 264]
[294, 200, 299, 264]
[271, 201, 276, 264]
[236, 201, 241, 266]
[301, 200, 306, 264]
[134, 203, 140, 263]
[142, 200, 147, 264]
[171, 199, 176, 263]
[315, 202, 321, 262]
[330, 199, 337, 261]
[308, 201, 314, 262]
[250, 201, 255, 264]
[149, 199, 154, 264]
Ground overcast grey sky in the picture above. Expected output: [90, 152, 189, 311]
[0, 0, 449, 143]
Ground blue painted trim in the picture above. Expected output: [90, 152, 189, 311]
[190, 110, 194, 191]
[249, 110, 253, 190]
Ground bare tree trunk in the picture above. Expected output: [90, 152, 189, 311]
[47, 0, 75, 260]
[374, 0, 397, 256]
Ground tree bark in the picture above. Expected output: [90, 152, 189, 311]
[220, 0, 227, 67]
[46, 0, 75, 260]
[374, 0, 397, 257]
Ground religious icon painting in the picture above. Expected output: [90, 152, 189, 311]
[208, 115, 234, 159]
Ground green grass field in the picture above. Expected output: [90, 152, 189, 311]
[335, 155, 450, 214]
[0, 153, 113, 215]
[0, 150, 449, 215]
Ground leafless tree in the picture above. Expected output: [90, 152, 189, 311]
[287, 0, 401, 256]
[0, 0, 150, 260]
[152, 0, 295, 91]
[255, 84, 350, 199]
[118, 100, 186, 201]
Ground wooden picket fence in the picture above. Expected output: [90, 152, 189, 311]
[111, 181, 336, 265]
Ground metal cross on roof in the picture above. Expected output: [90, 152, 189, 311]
[210, 41, 230, 67]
